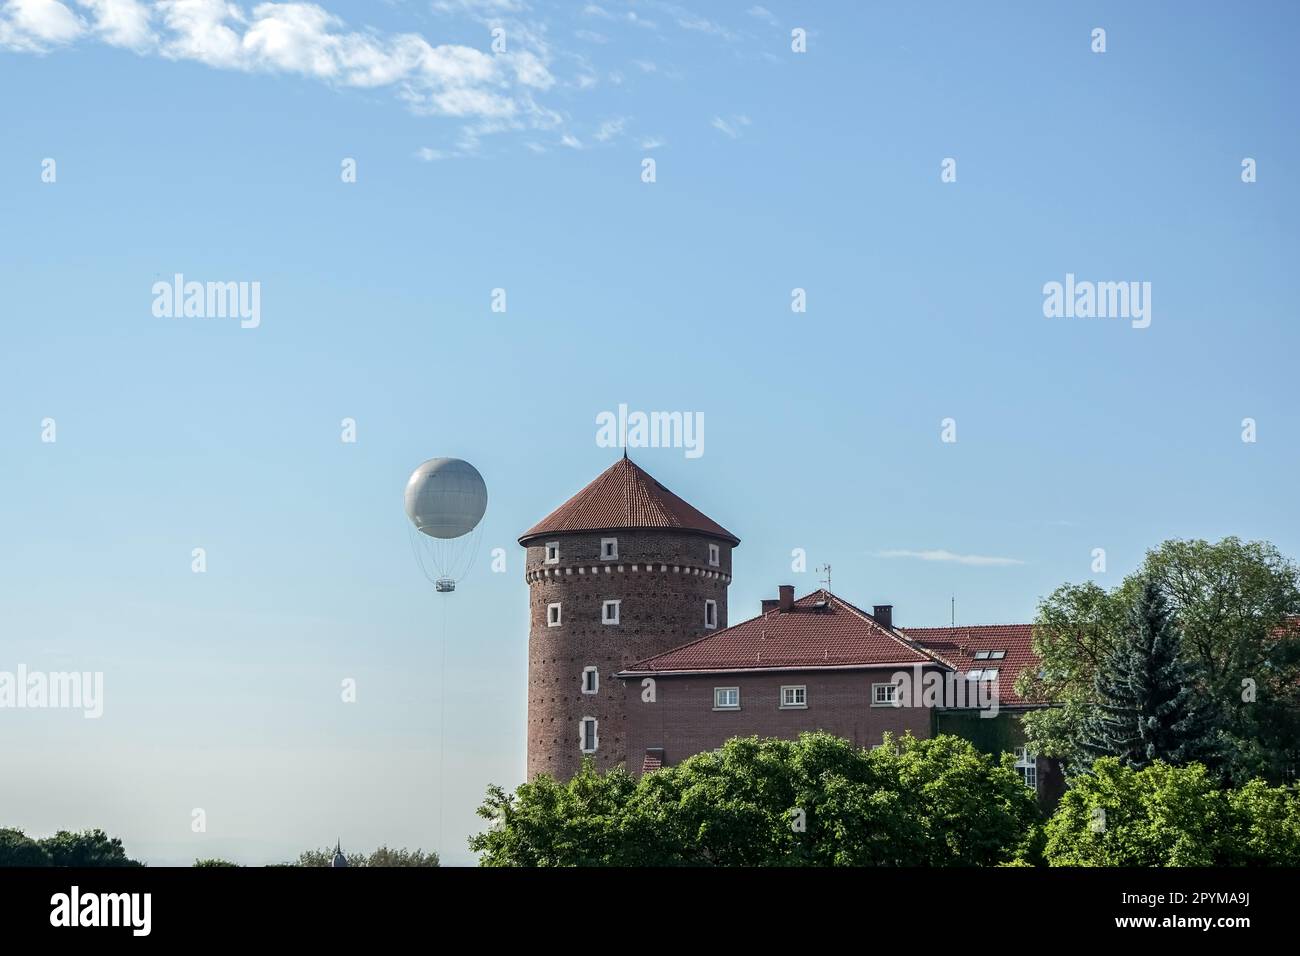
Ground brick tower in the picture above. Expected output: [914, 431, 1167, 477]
[519, 455, 739, 780]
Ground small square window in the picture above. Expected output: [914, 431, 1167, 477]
[544, 542, 560, 564]
[708, 543, 720, 567]
[580, 717, 598, 754]
[872, 682, 899, 706]
[582, 667, 599, 695]
[714, 687, 740, 710]
[780, 685, 807, 709]
[601, 537, 618, 560]
[547, 603, 562, 627]
[602, 599, 621, 625]
[704, 599, 717, 629]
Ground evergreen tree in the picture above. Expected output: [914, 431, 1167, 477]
[1080, 579, 1218, 770]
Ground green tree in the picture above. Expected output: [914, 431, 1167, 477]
[1044, 758, 1300, 866]
[471, 732, 1041, 867]
[1018, 537, 1300, 783]
[1080, 580, 1218, 770]
[292, 845, 439, 867]
[0, 829, 53, 867]
[193, 858, 239, 867]
[38, 829, 142, 867]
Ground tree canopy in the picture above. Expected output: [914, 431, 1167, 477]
[1018, 537, 1300, 783]
[471, 732, 1042, 867]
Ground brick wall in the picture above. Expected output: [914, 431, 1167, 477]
[622, 668, 935, 768]
[522, 528, 734, 780]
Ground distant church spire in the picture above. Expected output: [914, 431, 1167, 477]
[331, 840, 348, 868]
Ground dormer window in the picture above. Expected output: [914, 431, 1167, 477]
[704, 599, 717, 629]
[601, 537, 618, 560]
[708, 543, 720, 567]
[544, 542, 560, 564]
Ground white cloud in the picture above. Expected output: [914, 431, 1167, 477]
[747, 5, 778, 27]
[876, 549, 1026, 567]
[710, 113, 750, 139]
[80, 0, 154, 50]
[1, 0, 556, 127]
[640, 135, 663, 149]
[592, 115, 624, 142]
[2, 0, 85, 48]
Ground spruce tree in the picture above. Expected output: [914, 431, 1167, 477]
[1079, 579, 1218, 770]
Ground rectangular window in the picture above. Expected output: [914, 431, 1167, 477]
[547, 603, 561, 627]
[780, 685, 807, 709]
[708, 543, 720, 567]
[1015, 746, 1038, 792]
[580, 718, 598, 754]
[705, 599, 717, 629]
[544, 542, 560, 564]
[713, 687, 740, 710]
[872, 682, 898, 706]
[582, 667, 599, 695]
[602, 599, 621, 625]
[989, 650, 1006, 659]
[974, 650, 990, 660]
[601, 537, 618, 560]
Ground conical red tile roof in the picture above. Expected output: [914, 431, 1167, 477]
[519, 457, 740, 545]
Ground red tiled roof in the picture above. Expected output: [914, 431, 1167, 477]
[897, 624, 1038, 706]
[519, 456, 739, 545]
[618, 593, 1045, 708]
[621, 590, 937, 674]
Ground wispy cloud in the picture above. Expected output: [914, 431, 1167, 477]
[876, 549, 1026, 567]
[0, 0, 557, 125]
[711, 113, 751, 139]
[640, 135, 664, 150]
[593, 116, 626, 142]
[747, 5, 779, 27]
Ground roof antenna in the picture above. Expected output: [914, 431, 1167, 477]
[951, 595, 956, 628]
[816, 563, 832, 594]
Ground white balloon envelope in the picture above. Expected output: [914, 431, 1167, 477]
[404, 458, 487, 591]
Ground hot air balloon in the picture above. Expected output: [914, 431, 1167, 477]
[404, 457, 487, 592]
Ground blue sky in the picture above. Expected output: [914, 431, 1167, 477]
[0, 1, 1296, 865]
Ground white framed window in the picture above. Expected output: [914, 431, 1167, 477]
[872, 682, 899, 706]
[1015, 746, 1038, 792]
[780, 685, 807, 709]
[989, 650, 1006, 659]
[600, 537, 618, 560]
[974, 650, 990, 660]
[547, 603, 562, 627]
[704, 599, 718, 629]
[581, 666, 599, 695]
[713, 687, 740, 710]
[602, 599, 621, 625]
[544, 542, 560, 564]
[708, 543, 720, 567]
[967, 668, 998, 681]
[579, 717, 598, 754]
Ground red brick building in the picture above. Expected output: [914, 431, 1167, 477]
[521, 457, 1061, 803]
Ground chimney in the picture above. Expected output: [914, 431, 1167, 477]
[761, 599, 780, 614]
[778, 585, 795, 612]
[873, 604, 893, 630]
